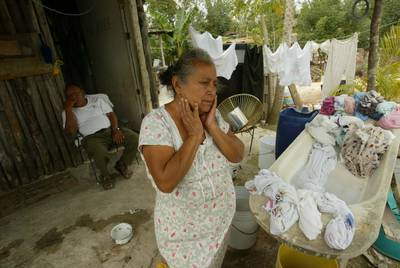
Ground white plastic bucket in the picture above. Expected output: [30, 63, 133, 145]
[228, 186, 259, 250]
[258, 135, 276, 169]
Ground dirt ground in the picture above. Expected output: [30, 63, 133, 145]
[0, 86, 398, 267]
[0, 126, 392, 268]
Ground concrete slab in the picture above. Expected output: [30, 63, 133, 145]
[0, 127, 393, 267]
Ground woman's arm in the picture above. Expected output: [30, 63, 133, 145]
[208, 126, 244, 163]
[203, 97, 244, 163]
[143, 135, 202, 193]
[142, 99, 204, 193]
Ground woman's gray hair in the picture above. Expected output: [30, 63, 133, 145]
[159, 48, 214, 86]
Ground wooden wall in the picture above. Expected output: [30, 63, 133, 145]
[0, 0, 82, 193]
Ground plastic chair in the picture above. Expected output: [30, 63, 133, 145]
[74, 132, 139, 184]
[217, 94, 263, 153]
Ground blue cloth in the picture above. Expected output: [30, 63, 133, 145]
[353, 92, 369, 121]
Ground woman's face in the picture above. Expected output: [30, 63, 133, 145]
[173, 62, 217, 114]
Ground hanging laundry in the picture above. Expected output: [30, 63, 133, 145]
[322, 34, 358, 98]
[314, 192, 355, 250]
[341, 126, 394, 177]
[263, 41, 313, 86]
[189, 26, 238, 80]
[293, 41, 313, 86]
[263, 43, 287, 75]
[293, 143, 337, 193]
[298, 189, 323, 240]
[189, 26, 223, 58]
[377, 105, 400, 129]
[279, 42, 301, 86]
[320, 96, 336, 116]
[242, 45, 264, 100]
[311, 40, 331, 54]
[214, 43, 238, 80]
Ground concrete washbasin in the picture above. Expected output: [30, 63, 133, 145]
[249, 124, 400, 261]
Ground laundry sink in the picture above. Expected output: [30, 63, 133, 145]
[249, 124, 400, 261]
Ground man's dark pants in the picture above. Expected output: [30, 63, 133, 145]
[81, 127, 138, 177]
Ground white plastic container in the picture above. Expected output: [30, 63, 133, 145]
[228, 186, 259, 250]
[111, 223, 133, 245]
[258, 135, 276, 169]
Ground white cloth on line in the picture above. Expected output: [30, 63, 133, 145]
[315, 192, 355, 250]
[293, 143, 337, 193]
[311, 40, 331, 53]
[263, 43, 287, 75]
[263, 41, 313, 86]
[278, 42, 301, 86]
[278, 42, 313, 86]
[293, 41, 313, 86]
[214, 43, 238, 80]
[298, 189, 323, 240]
[322, 33, 358, 98]
[189, 26, 238, 80]
[189, 26, 223, 58]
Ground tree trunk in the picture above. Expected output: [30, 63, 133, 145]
[267, 0, 298, 125]
[260, 14, 269, 45]
[283, 0, 295, 45]
[367, 0, 384, 91]
[288, 84, 303, 109]
[268, 76, 284, 125]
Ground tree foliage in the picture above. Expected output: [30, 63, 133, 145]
[231, 0, 284, 46]
[295, 0, 371, 47]
[202, 0, 233, 36]
[381, 0, 400, 36]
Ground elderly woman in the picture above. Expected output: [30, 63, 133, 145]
[139, 48, 244, 267]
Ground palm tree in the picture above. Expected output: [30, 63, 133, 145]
[376, 25, 400, 101]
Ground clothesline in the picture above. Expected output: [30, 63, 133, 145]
[31, 0, 95, 16]
[298, 18, 400, 45]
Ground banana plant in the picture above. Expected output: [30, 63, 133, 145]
[377, 25, 400, 101]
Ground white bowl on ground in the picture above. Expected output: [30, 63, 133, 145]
[111, 223, 133, 245]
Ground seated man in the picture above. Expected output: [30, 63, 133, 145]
[62, 84, 138, 190]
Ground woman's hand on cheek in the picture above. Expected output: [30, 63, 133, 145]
[180, 98, 204, 142]
[204, 96, 218, 131]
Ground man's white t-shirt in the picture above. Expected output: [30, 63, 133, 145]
[62, 96, 113, 137]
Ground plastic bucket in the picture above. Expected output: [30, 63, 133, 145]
[258, 135, 276, 169]
[228, 186, 259, 250]
[275, 108, 319, 159]
[276, 244, 339, 268]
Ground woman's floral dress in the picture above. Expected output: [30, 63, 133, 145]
[138, 106, 236, 268]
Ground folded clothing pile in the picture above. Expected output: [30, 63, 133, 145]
[245, 169, 356, 250]
[319, 91, 400, 130]
[305, 114, 394, 178]
[341, 125, 394, 177]
[377, 105, 400, 130]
